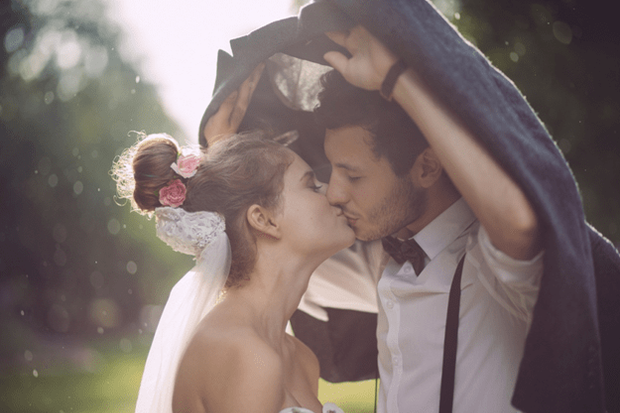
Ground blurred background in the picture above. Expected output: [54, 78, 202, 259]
[1, 0, 618, 411]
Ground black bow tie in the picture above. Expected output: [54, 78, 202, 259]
[382, 236, 426, 274]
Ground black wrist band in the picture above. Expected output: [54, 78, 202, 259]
[380, 59, 408, 101]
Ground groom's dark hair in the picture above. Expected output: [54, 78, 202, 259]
[314, 70, 428, 176]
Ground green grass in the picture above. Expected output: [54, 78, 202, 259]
[0, 341, 376, 413]
[319, 379, 378, 413]
[0, 351, 143, 413]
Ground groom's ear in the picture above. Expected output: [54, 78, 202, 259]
[412, 147, 443, 189]
[246, 204, 281, 240]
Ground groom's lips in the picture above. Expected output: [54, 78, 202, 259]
[344, 214, 358, 226]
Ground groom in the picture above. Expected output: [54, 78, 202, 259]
[301, 27, 544, 413]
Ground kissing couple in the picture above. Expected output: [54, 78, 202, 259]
[113, 1, 618, 412]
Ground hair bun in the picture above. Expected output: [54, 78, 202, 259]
[111, 133, 180, 215]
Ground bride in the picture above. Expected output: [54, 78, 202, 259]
[112, 128, 354, 412]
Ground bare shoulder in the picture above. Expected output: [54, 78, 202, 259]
[174, 321, 285, 413]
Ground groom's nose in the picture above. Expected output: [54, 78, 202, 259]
[326, 176, 349, 207]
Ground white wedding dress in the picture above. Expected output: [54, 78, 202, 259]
[280, 402, 344, 413]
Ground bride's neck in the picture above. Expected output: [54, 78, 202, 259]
[224, 248, 320, 345]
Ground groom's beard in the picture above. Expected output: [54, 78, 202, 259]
[356, 176, 428, 242]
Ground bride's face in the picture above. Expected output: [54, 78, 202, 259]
[275, 153, 355, 258]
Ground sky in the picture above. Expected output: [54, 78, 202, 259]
[106, 0, 297, 143]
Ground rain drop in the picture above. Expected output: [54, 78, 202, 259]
[33, 369, 38, 377]
[24, 350, 33, 361]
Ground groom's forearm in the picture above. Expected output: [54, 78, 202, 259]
[392, 68, 541, 260]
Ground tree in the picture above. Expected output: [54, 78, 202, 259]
[449, 0, 619, 244]
[0, 0, 190, 370]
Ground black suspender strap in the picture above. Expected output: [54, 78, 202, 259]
[439, 254, 466, 413]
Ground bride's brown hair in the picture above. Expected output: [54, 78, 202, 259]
[112, 131, 294, 288]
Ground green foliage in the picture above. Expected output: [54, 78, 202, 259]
[446, 0, 620, 244]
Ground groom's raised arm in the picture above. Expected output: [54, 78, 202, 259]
[323, 26, 541, 260]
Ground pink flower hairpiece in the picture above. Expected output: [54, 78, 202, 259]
[158, 148, 200, 208]
[171, 153, 200, 179]
[159, 179, 186, 208]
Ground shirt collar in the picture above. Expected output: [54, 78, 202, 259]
[412, 197, 476, 261]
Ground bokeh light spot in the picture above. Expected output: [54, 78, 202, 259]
[44, 91, 55, 105]
[90, 270, 104, 289]
[107, 218, 121, 235]
[126, 261, 137, 274]
[48, 174, 58, 187]
[90, 298, 122, 328]
[4, 26, 25, 53]
[120, 338, 133, 353]
[84, 45, 108, 78]
[73, 180, 83, 195]
[553, 21, 573, 45]
[55, 30, 81, 69]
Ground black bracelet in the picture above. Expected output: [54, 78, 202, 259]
[380, 59, 408, 101]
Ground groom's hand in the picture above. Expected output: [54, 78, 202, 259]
[203, 62, 265, 147]
[324, 26, 398, 92]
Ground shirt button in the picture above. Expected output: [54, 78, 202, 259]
[386, 300, 394, 309]
[392, 356, 400, 365]
[403, 266, 412, 273]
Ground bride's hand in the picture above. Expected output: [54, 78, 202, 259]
[202, 62, 265, 147]
[323, 26, 398, 92]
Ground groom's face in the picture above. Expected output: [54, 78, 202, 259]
[324, 125, 427, 241]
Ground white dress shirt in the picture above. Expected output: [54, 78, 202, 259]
[377, 198, 543, 413]
[299, 198, 543, 412]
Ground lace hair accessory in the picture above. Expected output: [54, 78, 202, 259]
[154, 207, 226, 257]
[135, 207, 230, 413]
